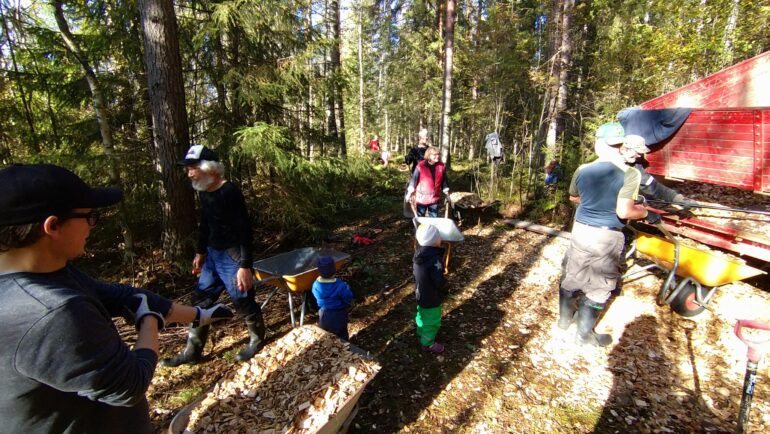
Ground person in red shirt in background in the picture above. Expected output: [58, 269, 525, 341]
[368, 135, 380, 163]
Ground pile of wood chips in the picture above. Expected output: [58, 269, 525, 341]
[185, 326, 380, 433]
[662, 180, 770, 240]
[449, 192, 483, 208]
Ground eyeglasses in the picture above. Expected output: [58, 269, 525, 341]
[59, 211, 100, 227]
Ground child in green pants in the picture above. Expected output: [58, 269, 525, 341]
[413, 223, 449, 354]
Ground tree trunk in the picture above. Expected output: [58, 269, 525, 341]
[330, 0, 347, 157]
[53, 1, 135, 259]
[721, 0, 740, 67]
[544, 0, 574, 159]
[439, 0, 456, 166]
[357, 2, 365, 153]
[138, 0, 196, 264]
[0, 6, 39, 152]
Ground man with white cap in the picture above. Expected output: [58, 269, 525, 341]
[413, 223, 448, 354]
[162, 144, 266, 366]
[557, 123, 660, 347]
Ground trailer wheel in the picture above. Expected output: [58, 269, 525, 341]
[670, 282, 706, 317]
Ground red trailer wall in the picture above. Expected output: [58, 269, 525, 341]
[640, 51, 770, 193]
[645, 108, 770, 192]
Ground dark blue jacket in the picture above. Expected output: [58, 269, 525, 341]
[413, 246, 448, 308]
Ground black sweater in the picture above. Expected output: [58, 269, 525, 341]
[197, 181, 254, 268]
[413, 245, 448, 308]
[0, 265, 172, 434]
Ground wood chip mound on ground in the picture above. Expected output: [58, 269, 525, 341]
[449, 192, 483, 208]
[185, 326, 380, 433]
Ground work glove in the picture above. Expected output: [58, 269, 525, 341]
[443, 188, 450, 196]
[193, 303, 234, 327]
[644, 211, 662, 225]
[127, 293, 165, 330]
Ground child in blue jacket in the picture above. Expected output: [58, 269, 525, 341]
[311, 256, 353, 340]
[414, 223, 448, 354]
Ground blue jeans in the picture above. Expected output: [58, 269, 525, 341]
[196, 247, 249, 302]
[319, 308, 349, 341]
[416, 203, 439, 218]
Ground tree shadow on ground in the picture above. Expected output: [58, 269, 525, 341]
[349, 224, 556, 433]
[594, 314, 719, 433]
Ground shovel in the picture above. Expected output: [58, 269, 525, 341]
[734, 319, 770, 434]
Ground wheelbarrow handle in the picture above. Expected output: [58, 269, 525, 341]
[735, 319, 770, 363]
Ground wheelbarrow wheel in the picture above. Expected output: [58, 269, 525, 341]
[669, 282, 706, 317]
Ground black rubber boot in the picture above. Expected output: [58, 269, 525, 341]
[160, 325, 210, 367]
[234, 297, 266, 362]
[575, 298, 612, 347]
[557, 288, 579, 330]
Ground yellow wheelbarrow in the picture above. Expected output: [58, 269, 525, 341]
[624, 224, 765, 317]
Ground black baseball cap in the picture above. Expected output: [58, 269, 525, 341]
[0, 164, 123, 226]
[178, 145, 219, 166]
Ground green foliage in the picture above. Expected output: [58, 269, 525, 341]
[234, 122, 401, 238]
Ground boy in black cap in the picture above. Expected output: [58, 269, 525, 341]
[311, 256, 353, 340]
[163, 144, 267, 366]
[0, 164, 233, 434]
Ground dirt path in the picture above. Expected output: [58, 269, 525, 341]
[149, 214, 770, 433]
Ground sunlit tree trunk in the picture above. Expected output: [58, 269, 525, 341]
[330, 0, 347, 157]
[721, 0, 740, 67]
[53, 1, 135, 259]
[357, 1, 365, 152]
[138, 0, 196, 264]
[439, 0, 455, 166]
[544, 0, 574, 158]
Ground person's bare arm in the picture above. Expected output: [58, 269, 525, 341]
[134, 316, 159, 354]
[616, 197, 648, 220]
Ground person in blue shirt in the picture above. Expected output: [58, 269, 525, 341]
[559, 123, 659, 347]
[311, 256, 353, 340]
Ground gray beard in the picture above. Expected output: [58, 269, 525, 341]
[191, 175, 215, 192]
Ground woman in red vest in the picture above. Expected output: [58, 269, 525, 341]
[405, 146, 449, 217]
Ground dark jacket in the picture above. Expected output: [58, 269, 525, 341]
[413, 246, 448, 308]
[405, 145, 428, 173]
[0, 265, 172, 434]
[198, 181, 253, 268]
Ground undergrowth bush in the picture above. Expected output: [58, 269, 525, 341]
[235, 123, 402, 239]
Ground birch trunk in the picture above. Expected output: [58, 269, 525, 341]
[53, 1, 135, 258]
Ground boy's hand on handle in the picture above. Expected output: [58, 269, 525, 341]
[128, 294, 165, 330]
[236, 268, 254, 292]
[193, 304, 234, 327]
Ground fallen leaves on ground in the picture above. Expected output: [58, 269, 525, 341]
[140, 210, 770, 433]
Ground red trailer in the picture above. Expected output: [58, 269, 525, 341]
[634, 51, 770, 263]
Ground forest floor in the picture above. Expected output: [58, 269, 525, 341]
[104, 199, 770, 433]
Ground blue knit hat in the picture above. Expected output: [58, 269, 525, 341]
[317, 256, 336, 278]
